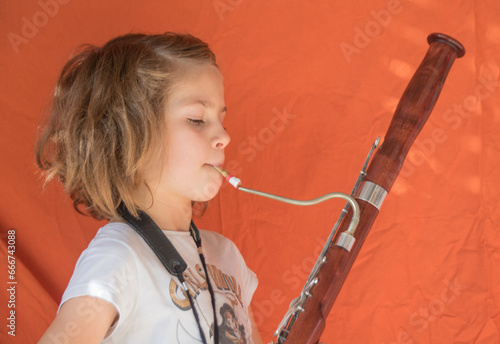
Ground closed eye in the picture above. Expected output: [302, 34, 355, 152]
[187, 118, 205, 125]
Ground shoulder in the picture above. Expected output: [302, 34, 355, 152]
[198, 229, 239, 252]
[70, 222, 153, 283]
[198, 228, 231, 243]
[198, 229, 248, 267]
[82, 222, 146, 257]
[92, 221, 140, 243]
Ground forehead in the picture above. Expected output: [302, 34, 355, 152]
[168, 63, 224, 107]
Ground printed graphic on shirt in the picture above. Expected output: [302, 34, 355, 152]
[218, 303, 248, 344]
[169, 263, 250, 343]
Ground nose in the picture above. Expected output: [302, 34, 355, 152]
[213, 126, 230, 150]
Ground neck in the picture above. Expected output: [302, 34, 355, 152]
[131, 182, 194, 231]
[143, 199, 193, 231]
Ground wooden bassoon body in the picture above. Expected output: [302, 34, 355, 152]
[274, 33, 465, 344]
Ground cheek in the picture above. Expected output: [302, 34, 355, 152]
[166, 131, 206, 169]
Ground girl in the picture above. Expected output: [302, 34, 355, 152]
[36, 32, 262, 344]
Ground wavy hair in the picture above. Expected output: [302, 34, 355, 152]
[35, 32, 216, 220]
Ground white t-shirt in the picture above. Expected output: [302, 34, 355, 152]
[60, 222, 258, 343]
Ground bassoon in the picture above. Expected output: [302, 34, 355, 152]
[215, 33, 465, 343]
[272, 33, 466, 343]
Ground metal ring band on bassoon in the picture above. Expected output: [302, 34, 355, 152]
[355, 181, 387, 209]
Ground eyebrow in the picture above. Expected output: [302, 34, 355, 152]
[185, 100, 227, 113]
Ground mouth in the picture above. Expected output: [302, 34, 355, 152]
[209, 162, 224, 168]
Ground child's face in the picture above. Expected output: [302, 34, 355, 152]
[144, 63, 229, 205]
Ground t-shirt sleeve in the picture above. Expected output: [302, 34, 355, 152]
[220, 233, 259, 308]
[240, 249, 258, 308]
[59, 228, 139, 336]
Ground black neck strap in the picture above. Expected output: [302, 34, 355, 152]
[116, 203, 218, 344]
[117, 203, 187, 276]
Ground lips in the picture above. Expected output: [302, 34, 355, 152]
[209, 162, 224, 168]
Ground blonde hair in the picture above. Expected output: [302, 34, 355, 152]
[35, 32, 216, 220]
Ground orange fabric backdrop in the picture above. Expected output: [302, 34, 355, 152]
[1, 0, 499, 343]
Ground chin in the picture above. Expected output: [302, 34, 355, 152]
[194, 178, 222, 201]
